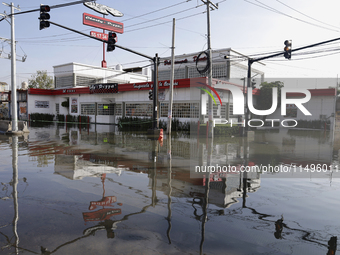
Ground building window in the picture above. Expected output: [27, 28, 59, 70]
[160, 102, 168, 117]
[221, 104, 226, 118]
[56, 75, 73, 88]
[172, 102, 199, 118]
[212, 64, 227, 78]
[76, 75, 98, 87]
[229, 103, 239, 118]
[56, 103, 60, 115]
[18, 92, 27, 101]
[115, 104, 122, 116]
[81, 103, 96, 115]
[188, 66, 205, 78]
[126, 103, 152, 117]
[158, 68, 186, 81]
[206, 102, 219, 118]
[97, 104, 114, 115]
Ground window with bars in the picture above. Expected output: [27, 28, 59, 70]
[158, 68, 187, 81]
[56, 103, 60, 115]
[160, 102, 168, 117]
[81, 104, 96, 115]
[212, 64, 227, 78]
[206, 102, 219, 117]
[56, 76, 73, 88]
[229, 103, 237, 117]
[98, 104, 114, 115]
[221, 104, 226, 118]
[171, 102, 199, 118]
[76, 75, 98, 87]
[115, 104, 122, 116]
[126, 103, 152, 117]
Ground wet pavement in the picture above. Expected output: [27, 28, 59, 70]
[1, 125, 340, 254]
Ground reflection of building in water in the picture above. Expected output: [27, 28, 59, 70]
[54, 154, 127, 180]
[147, 168, 261, 208]
[251, 129, 333, 167]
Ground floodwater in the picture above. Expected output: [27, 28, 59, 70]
[1, 125, 340, 255]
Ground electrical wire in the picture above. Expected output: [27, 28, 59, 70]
[125, 4, 204, 29]
[244, 0, 340, 32]
[275, 0, 340, 30]
[121, 0, 192, 22]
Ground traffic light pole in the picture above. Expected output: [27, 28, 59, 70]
[244, 36, 340, 136]
[48, 20, 159, 129]
[2, 2, 20, 133]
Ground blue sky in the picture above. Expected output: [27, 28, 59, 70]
[1, 0, 340, 88]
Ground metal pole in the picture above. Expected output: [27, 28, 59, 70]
[206, 1, 214, 138]
[102, 14, 106, 68]
[153, 54, 159, 129]
[245, 59, 252, 135]
[168, 18, 175, 135]
[10, 2, 18, 132]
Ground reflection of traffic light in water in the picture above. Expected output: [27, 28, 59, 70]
[327, 236, 337, 255]
[274, 215, 284, 239]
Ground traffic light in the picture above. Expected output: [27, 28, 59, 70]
[251, 79, 256, 89]
[148, 89, 153, 100]
[39, 5, 50, 30]
[107, 32, 117, 52]
[284, 40, 292, 59]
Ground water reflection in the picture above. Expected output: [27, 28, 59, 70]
[0, 126, 339, 254]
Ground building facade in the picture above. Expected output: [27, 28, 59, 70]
[27, 49, 264, 125]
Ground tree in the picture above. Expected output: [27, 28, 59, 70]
[28, 70, 54, 89]
[257, 81, 284, 119]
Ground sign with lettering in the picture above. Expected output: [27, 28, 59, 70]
[90, 83, 118, 94]
[90, 31, 108, 41]
[83, 13, 124, 33]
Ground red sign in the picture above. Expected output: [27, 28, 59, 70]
[89, 196, 117, 210]
[90, 31, 108, 41]
[83, 13, 124, 34]
[83, 208, 121, 222]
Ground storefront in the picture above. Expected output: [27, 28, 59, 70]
[28, 77, 255, 125]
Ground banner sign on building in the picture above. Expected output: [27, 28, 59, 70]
[83, 13, 124, 34]
[90, 83, 118, 94]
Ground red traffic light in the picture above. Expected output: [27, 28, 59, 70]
[40, 5, 50, 12]
[107, 32, 117, 52]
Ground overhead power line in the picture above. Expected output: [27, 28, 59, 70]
[121, 0, 192, 22]
[244, 0, 340, 32]
[275, 0, 340, 30]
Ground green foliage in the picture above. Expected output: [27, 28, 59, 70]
[29, 113, 54, 127]
[117, 117, 195, 132]
[56, 114, 65, 122]
[61, 99, 69, 108]
[30, 113, 54, 121]
[295, 119, 330, 130]
[258, 81, 284, 113]
[28, 70, 54, 89]
[118, 117, 152, 131]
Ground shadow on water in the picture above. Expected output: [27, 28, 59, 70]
[0, 125, 339, 254]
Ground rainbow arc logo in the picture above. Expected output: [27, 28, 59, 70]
[196, 82, 222, 106]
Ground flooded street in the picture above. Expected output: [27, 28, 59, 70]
[1, 125, 340, 255]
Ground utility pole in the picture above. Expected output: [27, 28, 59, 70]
[202, 0, 218, 138]
[168, 18, 175, 135]
[2, 2, 20, 133]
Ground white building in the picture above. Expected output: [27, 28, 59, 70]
[27, 49, 264, 125]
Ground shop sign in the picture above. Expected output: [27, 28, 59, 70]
[83, 13, 124, 34]
[90, 83, 118, 94]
